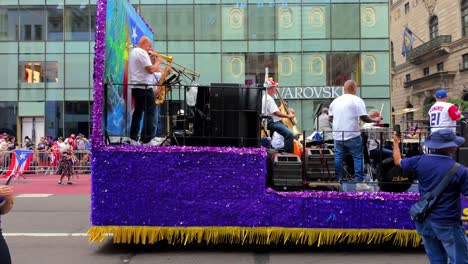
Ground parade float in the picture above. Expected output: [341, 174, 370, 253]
[88, 0, 467, 247]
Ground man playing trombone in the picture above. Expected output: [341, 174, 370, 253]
[128, 36, 163, 146]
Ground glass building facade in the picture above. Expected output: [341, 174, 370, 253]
[0, 0, 390, 143]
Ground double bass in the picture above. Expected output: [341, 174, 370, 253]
[270, 78, 300, 137]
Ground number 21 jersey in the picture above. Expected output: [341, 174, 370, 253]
[428, 101, 461, 132]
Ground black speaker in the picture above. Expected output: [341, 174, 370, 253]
[190, 83, 260, 148]
[457, 147, 468, 167]
[457, 113, 468, 147]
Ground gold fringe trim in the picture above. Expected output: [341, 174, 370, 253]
[87, 226, 422, 247]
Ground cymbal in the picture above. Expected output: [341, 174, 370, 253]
[392, 108, 420, 115]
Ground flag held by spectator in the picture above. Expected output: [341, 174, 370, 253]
[402, 29, 415, 57]
[4, 150, 34, 178]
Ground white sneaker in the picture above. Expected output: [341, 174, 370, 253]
[356, 182, 373, 191]
[151, 137, 165, 145]
[143, 140, 159, 146]
[130, 139, 141, 146]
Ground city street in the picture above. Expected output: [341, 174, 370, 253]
[0, 174, 428, 264]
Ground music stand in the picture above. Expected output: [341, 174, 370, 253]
[159, 74, 181, 146]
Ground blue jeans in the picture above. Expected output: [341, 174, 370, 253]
[0, 230, 11, 264]
[415, 220, 468, 264]
[130, 88, 156, 143]
[153, 106, 162, 137]
[369, 148, 393, 163]
[334, 135, 363, 181]
[267, 121, 294, 154]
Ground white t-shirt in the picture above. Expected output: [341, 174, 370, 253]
[329, 94, 367, 141]
[271, 132, 284, 149]
[428, 101, 461, 132]
[262, 93, 282, 123]
[128, 47, 153, 88]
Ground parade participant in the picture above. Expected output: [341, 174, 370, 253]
[428, 89, 462, 132]
[361, 109, 392, 162]
[317, 107, 333, 142]
[328, 80, 381, 188]
[392, 129, 468, 263]
[262, 79, 295, 154]
[56, 143, 75, 185]
[128, 36, 163, 146]
[0, 182, 14, 264]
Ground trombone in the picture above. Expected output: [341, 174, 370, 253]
[126, 43, 200, 81]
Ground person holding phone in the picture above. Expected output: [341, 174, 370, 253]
[0, 181, 14, 264]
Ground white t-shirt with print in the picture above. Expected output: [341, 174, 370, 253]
[128, 47, 153, 88]
[329, 94, 367, 141]
[262, 93, 282, 123]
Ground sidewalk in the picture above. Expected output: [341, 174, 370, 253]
[3, 173, 91, 195]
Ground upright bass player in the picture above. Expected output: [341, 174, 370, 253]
[262, 78, 296, 154]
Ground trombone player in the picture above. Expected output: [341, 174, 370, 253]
[128, 36, 162, 146]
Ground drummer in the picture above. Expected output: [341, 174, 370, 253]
[361, 109, 393, 163]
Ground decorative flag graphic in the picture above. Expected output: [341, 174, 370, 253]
[4, 150, 34, 178]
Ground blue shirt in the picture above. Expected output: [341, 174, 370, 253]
[400, 153, 468, 224]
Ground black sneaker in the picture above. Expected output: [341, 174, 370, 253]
[67, 181, 73, 185]
[58, 181, 62, 185]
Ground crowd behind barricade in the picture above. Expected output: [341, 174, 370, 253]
[0, 132, 91, 176]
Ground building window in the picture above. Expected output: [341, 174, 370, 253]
[463, 0, 468, 37]
[405, 73, 411, 82]
[19, 7, 46, 41]
[47, 6, 64, 41]
[405, 2, 410, 14]
[65, 5, 93, 40]
[429, 16, 439, 40]
[423, 67, 430, 76]
[437, 62, 444, 72]
[464, 54, 468, 70]
[19, 62, 59, 83]
[24, 25, 32, 41]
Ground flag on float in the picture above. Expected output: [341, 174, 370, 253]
[4, 149, 34, 178]
[401, 29, 415, 57]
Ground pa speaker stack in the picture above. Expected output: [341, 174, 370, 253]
[305, 148, 335, 181]
[272, 153, 303, 191]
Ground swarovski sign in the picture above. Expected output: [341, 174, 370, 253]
[276, 86, 344, 100]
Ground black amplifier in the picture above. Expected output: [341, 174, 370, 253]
[305, 148, 335, 181]
[272, 153, 302, 191]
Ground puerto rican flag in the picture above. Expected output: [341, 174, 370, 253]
[4, 150, 34, 178]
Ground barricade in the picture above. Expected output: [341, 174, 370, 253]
[0, 149, 91, 175]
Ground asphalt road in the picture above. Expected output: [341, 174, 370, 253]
[0, 176, 429, 264]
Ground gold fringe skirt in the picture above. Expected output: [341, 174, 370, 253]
[88, 226, 422, 247]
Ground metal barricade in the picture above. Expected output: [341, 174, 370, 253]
[0, 149, 91, 175]
[0, 151, 12, 176]
[73, 150, 91, 174]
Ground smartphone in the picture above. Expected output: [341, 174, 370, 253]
[393, 125, 401, 138]
[5, 176, 12, 185]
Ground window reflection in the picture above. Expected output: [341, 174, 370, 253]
[328, 53, 359, 86]
[47, 6, 63, 41]
[19, 6, 45, 41]
[64, 101, 90, 138]
[0, 6, 19, 41]
[19, 62, 59, 83]
[45, 101, 63, 138]
[65, 5, 91, 41]
[0, 102, 18, 136]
